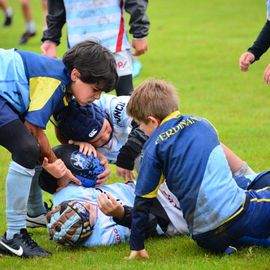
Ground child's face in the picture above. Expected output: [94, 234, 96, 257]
[139, 117, 160, 137]
[88, 119, 112, 147]
[70, 69, 102, 106]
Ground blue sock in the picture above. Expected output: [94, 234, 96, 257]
[6, 161, 35, 240]
[27, 165, 46, 217]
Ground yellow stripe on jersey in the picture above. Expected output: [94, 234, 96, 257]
[160, 111, 181, 125]
[28, 77, 61, 112]
[142, 176, 165, 199]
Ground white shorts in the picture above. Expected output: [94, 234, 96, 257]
[113, 50, 133, 77]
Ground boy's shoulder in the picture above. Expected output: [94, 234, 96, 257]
[150, 114, 217, 145]
[16, 50, 70, 82]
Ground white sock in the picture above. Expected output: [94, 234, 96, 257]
[26, 22, 35, 33]
[6, 161, 35, 240]
[5, 8, 12, 17]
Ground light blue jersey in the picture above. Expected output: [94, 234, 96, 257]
[94, 94, 132, 163]
[0, 48, 70, 128]
[52, 181, 188, 247]
[0, 49, 29, 113]
[63, 0, 130, 52]
[53, 182, 135, 246]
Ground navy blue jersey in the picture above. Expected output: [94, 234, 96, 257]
[132, 111, 246, 250]
[0, 48, 70, 129]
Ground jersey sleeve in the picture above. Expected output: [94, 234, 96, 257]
[135, 152, 164, 199]
[24, 78, 66, 128]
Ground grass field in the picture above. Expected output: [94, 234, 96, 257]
[1, 0, 270, 269]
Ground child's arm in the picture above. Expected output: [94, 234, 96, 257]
[125, 0, 149, 56]
[116, 121, 148, 180]
[42, 157, 67, 178]
[128, 196, 154, 259]
[239, 20, 270, 74]
[97, 193, 162, 237]
[221, 143, 255, 176]
[41, 0, 66, 57]
[24, 120, 80, 185]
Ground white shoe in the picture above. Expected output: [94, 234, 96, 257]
[26, 213, 47, 228]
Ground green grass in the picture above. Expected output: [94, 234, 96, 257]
[1, 0, 270, 269]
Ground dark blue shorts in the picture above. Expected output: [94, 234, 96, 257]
[0, 96, 19, 128]
[192, 188, 270, 253]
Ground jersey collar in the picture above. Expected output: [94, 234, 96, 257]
[160, 110, 181, 126]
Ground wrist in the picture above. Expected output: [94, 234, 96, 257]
[43, 40, 57, 45]
[114, 205, 125, 219]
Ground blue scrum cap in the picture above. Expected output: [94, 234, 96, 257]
[53, 144, 105, 187]
[56, 100, 107, 141]
[47, 200, 93, 246]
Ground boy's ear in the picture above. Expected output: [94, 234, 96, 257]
[147, 116, 160, 128]
[71, 68, 80, 81]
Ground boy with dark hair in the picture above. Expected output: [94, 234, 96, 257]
[125, 79, 270, 259]
[0, 40, 117, 258]
[41, 0, 149, 96]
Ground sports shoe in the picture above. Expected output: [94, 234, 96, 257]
[3, 15, 12, 27]
[26, 213, 47, 228]
[18, 31, 36, 45]
[0, 229, 51, 257]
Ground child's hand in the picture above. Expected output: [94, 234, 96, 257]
[239, 51, 255, 72]
[116, 166, 135, 181]
[96, 152, 110, 186]
[41, 40, 57, 58]
[68, 140, 97, 157]
[56, 169, 81, 192]
[42, 157, 67, 178]
[125, 250, 149, 260]
[132, 38, 148, 56]
[97, 193, 124, 219]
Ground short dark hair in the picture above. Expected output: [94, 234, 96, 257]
[63, 40, 118, 92]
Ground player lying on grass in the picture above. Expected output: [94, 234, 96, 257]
[40, 144, 270, 249]
[41, 144, 189, 246]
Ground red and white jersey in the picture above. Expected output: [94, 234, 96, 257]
[64, 0, 130, 52]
